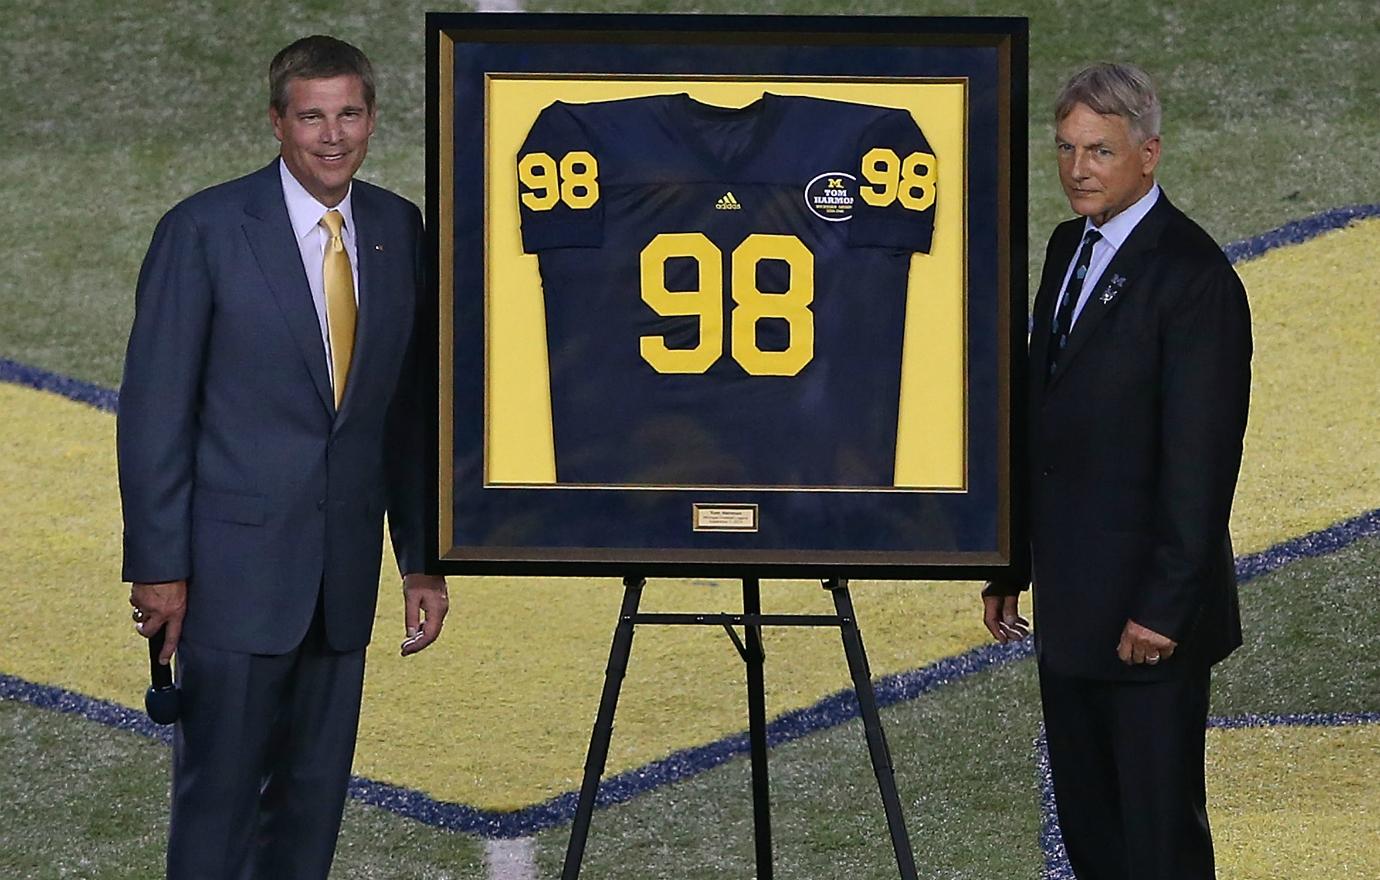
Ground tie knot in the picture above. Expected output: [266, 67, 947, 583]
[321, 209, 345, 238]
[1083, 229, 1102, 245]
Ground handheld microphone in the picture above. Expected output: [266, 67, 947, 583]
[145, 627, 180, 725]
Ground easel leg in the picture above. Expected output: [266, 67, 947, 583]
[743, 577, 774, 880]
[561, 576, 645, 880]
[826, 578, 919, 880]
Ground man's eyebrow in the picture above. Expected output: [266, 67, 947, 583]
[1056, 136, 1112, 149]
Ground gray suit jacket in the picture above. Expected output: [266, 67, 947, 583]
[118, 159, 428, 654]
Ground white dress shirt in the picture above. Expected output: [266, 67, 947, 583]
[1052, 183, 1160, 331]
[279, 159, 360, 390]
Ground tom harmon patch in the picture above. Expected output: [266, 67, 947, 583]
[805, 172, 857, 222]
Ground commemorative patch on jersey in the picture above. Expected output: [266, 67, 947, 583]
[804, 172, 857, 222]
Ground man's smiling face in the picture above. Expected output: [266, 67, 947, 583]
[270, 74, 375, 207]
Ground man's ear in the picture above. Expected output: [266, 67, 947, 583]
[269, 105, 285, 144]
[1141, 135, 1162, 177]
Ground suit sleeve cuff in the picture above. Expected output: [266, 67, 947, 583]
[982, 579, 1029, 598]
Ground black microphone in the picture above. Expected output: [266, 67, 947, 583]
[145, 627, 180, 725]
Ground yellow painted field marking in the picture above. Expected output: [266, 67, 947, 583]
[1209, 723, 1380, 878]
[0, 220, 1375, 809]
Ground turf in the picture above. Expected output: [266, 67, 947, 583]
[2, 0, 1378, 876]
[3, 1, 1379, 387]
[0, 699, 491, 880]
[1206, 724, 1380, 880]
[525, 534, 1380, 880]
[0, 699, 166, 879]
[2, 534, 1374, 877]
[0, 0, 439, 388]
[531, 0, 1380, 278]
[5, 205, 1378, 811]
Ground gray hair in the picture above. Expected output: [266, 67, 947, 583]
[269, 35, 376, 115]
[1055, 63, 1161, 142]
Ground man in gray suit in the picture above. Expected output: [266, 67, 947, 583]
[118, 35, 448, 878]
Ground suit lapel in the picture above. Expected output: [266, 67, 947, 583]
[1045, 196, 1174, 392]
[242, 162, 334, 415]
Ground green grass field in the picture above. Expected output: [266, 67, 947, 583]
[3, 0, 1378, 387]
[4, 536, 1376, 878]
[1, 1, 1378, 878]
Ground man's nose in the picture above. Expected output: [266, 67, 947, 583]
[1065, 151, 1087, 180]
[1070, 149, 1092, 180]
[320, 119, 341, 143]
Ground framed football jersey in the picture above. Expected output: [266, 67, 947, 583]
[426, 13, 1029, 578]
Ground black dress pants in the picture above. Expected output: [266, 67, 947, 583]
[167, 601, 366, 880]
[1039, 662, 1216, 880]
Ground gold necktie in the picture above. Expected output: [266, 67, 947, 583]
[320, 209, 356, 409]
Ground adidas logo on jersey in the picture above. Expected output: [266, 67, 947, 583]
[715, 192, 742, 211]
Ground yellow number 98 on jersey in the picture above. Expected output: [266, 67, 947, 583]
[859, 148, 937, 212]
[518, 151, 601, 211]
[639, 233, 815, 378]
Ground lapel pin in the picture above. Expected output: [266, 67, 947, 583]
[1101, 274, 1127, 304]
[374, 244, 384, 252]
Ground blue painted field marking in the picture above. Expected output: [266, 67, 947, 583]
[1221, 203, 1380, 263]
[2, 507, 1375, 837]
[6, 203, 1376, 416]
[1038, 712, 1380, 879]
[1, 203, 1378, 836]
[0, 673, 171, 744]
[0, 355, 118, 412]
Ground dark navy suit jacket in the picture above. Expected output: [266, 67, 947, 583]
[1025, 193, 1252, 680]
[118, 159, 427, 655]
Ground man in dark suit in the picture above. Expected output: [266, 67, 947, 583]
[982, 63, 1252, 879]
[118, 35, 448, 879]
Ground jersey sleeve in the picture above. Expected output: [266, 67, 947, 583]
[516, 103, 605, 253]
[847, 109, 938, 253]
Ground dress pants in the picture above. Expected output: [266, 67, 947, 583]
[167, 600, 366, 880]
[1039, 662, 1215, 880]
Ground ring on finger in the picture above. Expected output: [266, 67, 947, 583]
[1146, 653, 1161, 664]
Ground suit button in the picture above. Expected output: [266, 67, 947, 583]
[316, 499, 327, 510]
[1042, 466, 1055, 476]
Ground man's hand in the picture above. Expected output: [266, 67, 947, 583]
[401, 573, 448, 656]
[981, 585, 1030, 644]
[1117, 619, 1177, 665]
[130, 580, 187, 665]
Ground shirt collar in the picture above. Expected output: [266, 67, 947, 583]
[278, 157, 355, 243]
[1084, 182, 1160, 250]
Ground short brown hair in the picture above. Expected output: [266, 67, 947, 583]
[269, 35, 375, 115]
[1055, 62, 1161, 143]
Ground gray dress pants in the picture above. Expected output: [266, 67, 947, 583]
[167, 605, 366, 880]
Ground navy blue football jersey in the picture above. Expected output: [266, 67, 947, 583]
[516, 93, 937, 487]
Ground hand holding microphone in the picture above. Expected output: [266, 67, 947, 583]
[144, 626, 180, 723]
[131, 580, 187, 725]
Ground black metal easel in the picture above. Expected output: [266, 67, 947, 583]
[560, 576, 919, 880]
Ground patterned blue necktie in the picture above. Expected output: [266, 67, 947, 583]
[1047, 229, 1102, 381]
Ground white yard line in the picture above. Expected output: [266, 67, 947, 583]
[469, 5, 530, 863]
[484, 836, 538, 880]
